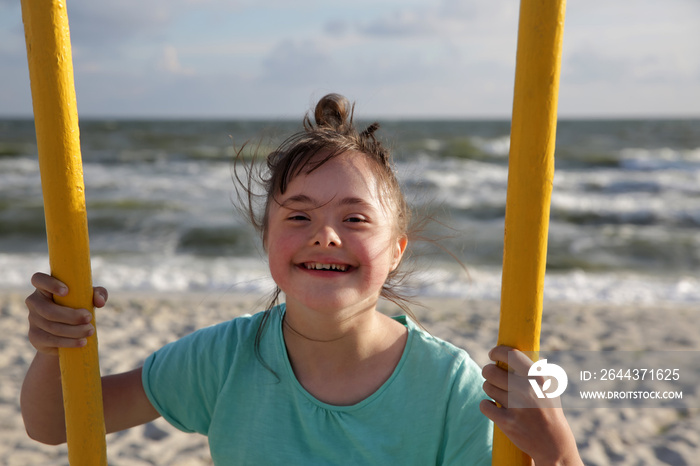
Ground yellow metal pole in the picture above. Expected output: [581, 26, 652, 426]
[21, 1, 107, 464]
[492, 0, 566, 464]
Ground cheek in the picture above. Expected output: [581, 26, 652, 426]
[267, 249, 291, 293]
[359, 235, 399, 275]
[265, 231, 290, 278]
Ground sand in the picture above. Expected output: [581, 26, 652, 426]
[1, 289, 698, 465]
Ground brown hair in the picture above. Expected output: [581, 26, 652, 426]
[233, 94, 419, 370]
[240, 94, 409, 242]
[234, 93, 413, 309]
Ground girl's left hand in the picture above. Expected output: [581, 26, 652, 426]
[479, 346, 583, 466]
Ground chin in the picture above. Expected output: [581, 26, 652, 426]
[288, 293, 379, 316]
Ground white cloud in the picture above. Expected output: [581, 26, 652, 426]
[360, 10, 442, 37]
[66, 1, 172, 46]
[2, 0, 699, 117]
[157, 46, 196, 76]
[260, 40, 334, 86]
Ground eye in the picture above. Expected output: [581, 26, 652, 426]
[287, 213, 310, 221]
[344, 215, 368, 223]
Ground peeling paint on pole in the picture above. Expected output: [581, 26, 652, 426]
[21, 1, 107, 464]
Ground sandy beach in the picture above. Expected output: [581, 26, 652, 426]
[1, 289, 698, 465]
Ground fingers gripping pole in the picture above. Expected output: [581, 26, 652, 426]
[493, 0, 567, 465]
[21, 1, 107, 464]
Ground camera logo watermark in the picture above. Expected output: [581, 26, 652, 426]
[528, 359, 568, 399]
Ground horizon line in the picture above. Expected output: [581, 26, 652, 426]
[2, 113, 699, 122]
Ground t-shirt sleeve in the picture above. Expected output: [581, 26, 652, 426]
[441, 356, 493, 465]
[141, 322, 233, 435]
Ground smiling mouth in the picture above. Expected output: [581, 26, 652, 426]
[303, 262, 349, 272]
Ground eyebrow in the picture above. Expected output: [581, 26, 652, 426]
[280, 194, 373, 209]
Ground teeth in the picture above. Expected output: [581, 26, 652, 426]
[305, 262, 348, 272]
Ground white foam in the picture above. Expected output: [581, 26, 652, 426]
[472, 135, 511, 157]
[402, 266, 700, 305]
[1, 254, 698, 306]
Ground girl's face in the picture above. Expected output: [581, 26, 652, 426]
[265, 151, 407, 316]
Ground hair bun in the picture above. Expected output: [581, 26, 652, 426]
[314, 93, 353, 131]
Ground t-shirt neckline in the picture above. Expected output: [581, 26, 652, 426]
[273, 304, 415, 412]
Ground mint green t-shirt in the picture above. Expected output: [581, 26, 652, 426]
[142, 305, 492, 464]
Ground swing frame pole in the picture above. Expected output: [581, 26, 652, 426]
[21, 1, 107, 464]
[492, 0, 567, 464]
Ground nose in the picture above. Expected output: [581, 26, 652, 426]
[311, 225, 342, 247]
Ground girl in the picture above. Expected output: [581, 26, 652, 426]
[22, 94, 581, 465]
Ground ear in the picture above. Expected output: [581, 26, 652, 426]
[391, 235, 408, 272]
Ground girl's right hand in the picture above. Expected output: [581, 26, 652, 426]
[22, 273, 159, 442]
[25, 272, 109, 355]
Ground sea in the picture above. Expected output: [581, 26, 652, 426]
[1, 118, 699, 305]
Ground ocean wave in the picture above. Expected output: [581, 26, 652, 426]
[620, 147, 700, 171]
[1, 254, 697, 305]
[2, 118, 699, 280]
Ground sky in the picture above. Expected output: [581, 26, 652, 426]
[1, 0, 699, 119]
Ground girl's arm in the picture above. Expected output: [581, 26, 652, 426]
[479, 346, 583, 466]
[21, 273, 160, 445]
